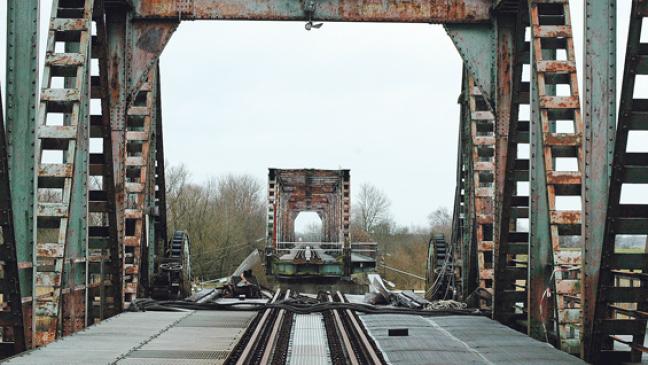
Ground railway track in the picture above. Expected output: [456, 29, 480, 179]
[225, 291, 385, 365]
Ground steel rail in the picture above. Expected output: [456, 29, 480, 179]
[259, 290, 290, 364]
[235, 290, 281, 365]
[327, 294, 359, 365]
[335, 291, 384, 365]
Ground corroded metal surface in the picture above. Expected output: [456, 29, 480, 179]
[527, 0, 584, 352]
[123, 71, 157, 306]
[492, 9, 527, 329]
[266, 169, 351, 274]
[32, 0, 94, 348]
[467, 77, 496, 308]
[131, 0, 491, 23]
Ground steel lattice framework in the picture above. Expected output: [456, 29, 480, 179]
[1, 0, 645, 363]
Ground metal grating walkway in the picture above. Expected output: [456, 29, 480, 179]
[287, 314, 331, 365]
[360, 314, 587, 365]
[2, 310, 256, 365]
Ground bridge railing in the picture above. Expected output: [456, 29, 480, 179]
[275, 242, 344, 260]
[351, 242, 378, 259]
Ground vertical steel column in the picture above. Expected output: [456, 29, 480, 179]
[494, 14, 516, 237]
[459, 71, 478, 299]
[87, 0, 122, 323]
[588, 2, 648, 363]
[266, 169, 277, 274]
[106, 6, 128, 311]
[5, 0, 39, 348]
[493, 4, 531, 330]
[143, 65, 160, 290]
[450, 127, 465, 298]
[342, 171, 351, 276]
[581, 0, 616, 359]
[0, 84, 27, 357]
[527, 1, 556, 344]
[153, 66, 168, 260]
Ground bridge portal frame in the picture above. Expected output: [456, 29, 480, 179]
[2, 0, 625, 362]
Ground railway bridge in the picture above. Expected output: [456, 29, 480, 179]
[0, 0, 645, 364]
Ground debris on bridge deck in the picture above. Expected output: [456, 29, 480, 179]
[1, 296, 589, 365]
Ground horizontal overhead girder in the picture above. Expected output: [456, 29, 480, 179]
[130, 0, 491, 23]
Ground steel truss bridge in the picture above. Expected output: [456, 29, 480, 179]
[0, 0, 644, 364]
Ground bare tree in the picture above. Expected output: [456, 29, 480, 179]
[352, 183, 391, 234]
[427, 207, 452, 239]
[165, 165, 265, 280]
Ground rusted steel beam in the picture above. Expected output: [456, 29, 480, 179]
[123, 71, 156, 305]
[459, 71, 479, 299]
[153, 65, 169, 260]
[106, 7, 129, 310]
[581, 0, 616, 360]
[127, 21, 179, 108]
[528, 0, 584, 353]
[130, 0, 491, 23]
[446, 24, 496, 105]
[450, 125, 465, 298]
[87, 0, 123, 323]
[493, 9, 525, 327]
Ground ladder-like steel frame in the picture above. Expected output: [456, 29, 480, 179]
[528, 0, 584, 352]
[450, 125, 465, 299]
[588, 1, 648, 363]
[33, 0, 94, 346]
[467, 77, 496, 308]
[153, 68, 169, 260]
[123, 71, 156, 307]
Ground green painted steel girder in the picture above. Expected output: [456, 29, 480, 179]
[527, 38, 557, 344]
[6, 0, 39, 314]
[581, 0, 616, 359]
[446, 24, 497, 107]
[63, 38, 90, 329]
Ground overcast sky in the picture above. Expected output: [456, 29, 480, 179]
[0, 1, 637, 228]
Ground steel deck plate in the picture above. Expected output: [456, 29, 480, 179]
[360, 314, 588, 365]
[1, 310, 256, 365]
